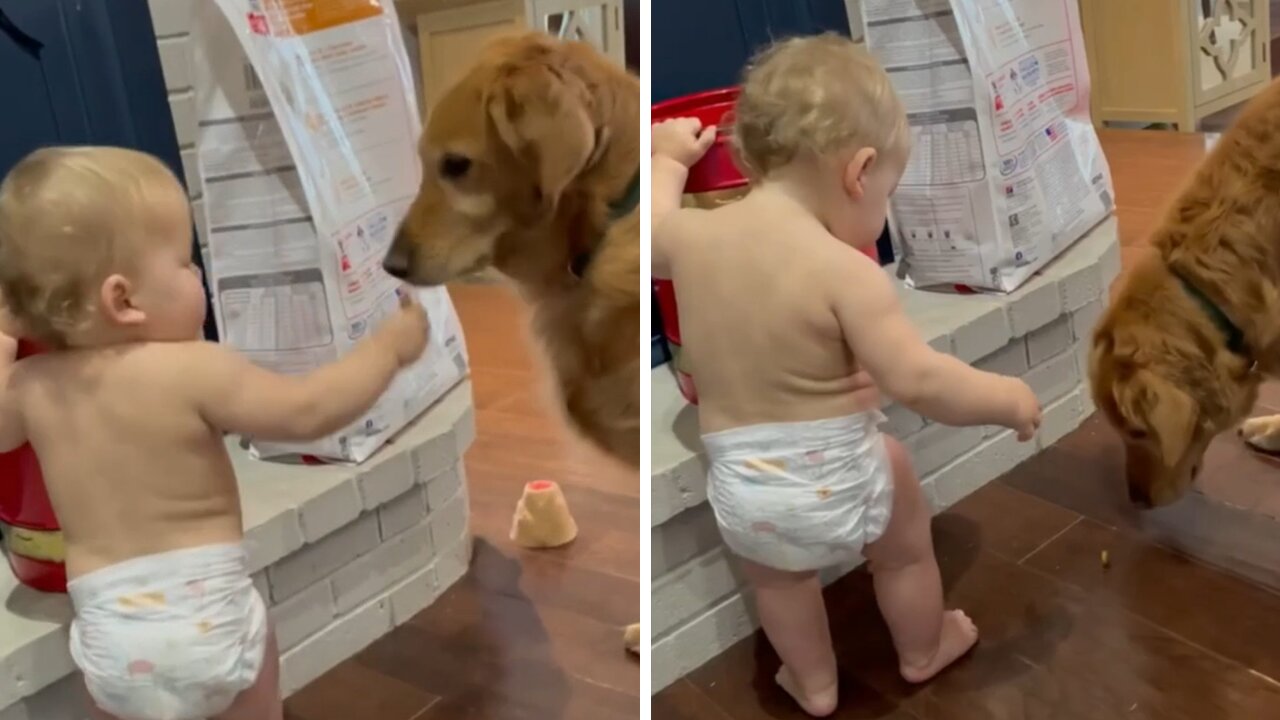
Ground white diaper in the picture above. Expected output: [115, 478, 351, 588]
[704, 411, 895, 572]
[68, 543, 268, 720]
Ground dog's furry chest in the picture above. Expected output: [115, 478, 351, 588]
[531, 292, 592, 390]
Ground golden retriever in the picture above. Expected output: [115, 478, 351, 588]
[1089, 78, 1280, 508]
[383, 32, 641, 649]
[384, 32, 640, 467]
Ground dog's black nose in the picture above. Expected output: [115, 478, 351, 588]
[383, 240, 410, 279]
[383, 258, 409, 279]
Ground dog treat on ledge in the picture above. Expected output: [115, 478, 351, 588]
[624, 623, 641, 654]
[510, 480, 578, 548]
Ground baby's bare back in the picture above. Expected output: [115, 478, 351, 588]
[13, 343, 242, 579]
[669, 197, 881, 433]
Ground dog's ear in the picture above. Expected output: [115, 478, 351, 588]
[1119, 369, 1199, 468]
[487, 62, 595, 209]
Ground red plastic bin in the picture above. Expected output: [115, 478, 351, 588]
[0, 339, 67, 593]
[652, 88, 877, 405]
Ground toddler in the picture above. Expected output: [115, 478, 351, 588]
[652, 36, 1042, 716]
[0, 146, 428, 720]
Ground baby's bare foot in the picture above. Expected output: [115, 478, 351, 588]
[775, 665, 838, 717]
[899, 609, 978, 684]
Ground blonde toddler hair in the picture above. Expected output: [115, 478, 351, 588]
[731, 34, 910, 179]
[0, 146, 186, 348]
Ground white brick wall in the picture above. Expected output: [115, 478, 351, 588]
[652, 503, 721, 578]
[358, 452, 416, 511]
[1026, 315, 1073, 366]
[268, 513, 383, 602]
[147, 0, 202, 239]
[0, 382, 476, 717]
[379, 485, 429, 539]
[653, 548, 740, 637]
[331, 522, 434, 614]
[649, 219, 1121, 694]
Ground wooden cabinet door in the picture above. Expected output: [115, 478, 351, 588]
[417, 0, 528, 113]
[1189, 0, 1272, 106]
[529, 0, 625, 66]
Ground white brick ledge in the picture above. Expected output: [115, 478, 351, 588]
[0, 380, 475, 720]
[650, 219, 1120, 694]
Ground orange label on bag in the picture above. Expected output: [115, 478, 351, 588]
[1, 522, 65, 562]
[262, 0, 383, 36]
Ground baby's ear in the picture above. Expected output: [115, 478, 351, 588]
[841, 147, 878, 201]
[99, 274, 146, 327]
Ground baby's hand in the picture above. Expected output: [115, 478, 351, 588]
[652, 118, 716, 168]
[376, 289, 430, 367]
[1005, 377, 1042, 441]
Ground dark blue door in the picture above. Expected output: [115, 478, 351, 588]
[0, 0, 216, 340]
[653, 0, 857, 102]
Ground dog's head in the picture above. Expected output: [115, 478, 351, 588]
[385, 33, 606, 285]
[1089, 297, 1257, 508]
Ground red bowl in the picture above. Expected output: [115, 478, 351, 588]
[653, 88, 747, 195]
[0, 338, 66, 593]
[6, 551, 66, 593]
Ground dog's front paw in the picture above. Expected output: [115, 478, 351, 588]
[1239, 415, 1280, 452]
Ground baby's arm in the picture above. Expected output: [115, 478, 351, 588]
[831, 250, 1032, 429]
[186, 295, 429, 441]
[652, 119, 716, 279]
[651, 155, 687, 279]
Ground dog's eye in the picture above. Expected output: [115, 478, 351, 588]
[439, 154, 472, 179]
[1128, 429, 1148, 440]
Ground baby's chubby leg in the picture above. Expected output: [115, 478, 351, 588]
[738, 559, 839, 717]
[216, 624, 283, 720]
[863, 435, 978, 683]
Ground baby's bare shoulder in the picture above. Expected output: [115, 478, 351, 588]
[123, 341, 235, 387]
[108, 340, 208, 371]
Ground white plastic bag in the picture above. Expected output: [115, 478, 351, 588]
[862, 0, 1115, 292]
[192, 0, 468, 462]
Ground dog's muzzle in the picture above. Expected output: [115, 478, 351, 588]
[383, 233, 411, 279]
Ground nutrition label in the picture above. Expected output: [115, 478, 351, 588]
[217, 270, 334, 352]
[902, 109, 986, 186]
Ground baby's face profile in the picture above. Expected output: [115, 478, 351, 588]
[122, 189, 208, 342]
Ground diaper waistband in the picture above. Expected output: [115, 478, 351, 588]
[701, 410, 886, 460]
[68, 543, 248, 609]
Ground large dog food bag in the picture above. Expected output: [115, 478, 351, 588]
[191, 0, 468, 463]
[860, 0, 1115, 292]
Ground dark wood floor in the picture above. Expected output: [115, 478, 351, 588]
[283, 284, 639, 720]
[654, 130, 1280, 718]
